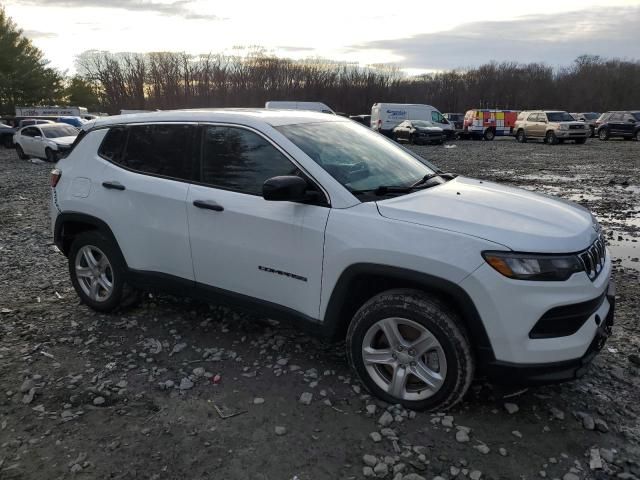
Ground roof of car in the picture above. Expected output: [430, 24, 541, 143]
[85, 108, 348, 130]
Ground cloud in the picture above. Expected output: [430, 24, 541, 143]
[353, 7, 640, 70]
[23, 29, 58, 39]
[15, 0, 224, 21]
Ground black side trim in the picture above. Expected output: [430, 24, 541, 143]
[54, 212, 121, 256]
[529, 291, 607, 339]
[323, 263, 495, 364]
[126, 269, 327, 337]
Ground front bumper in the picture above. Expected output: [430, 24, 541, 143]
[483, 281, 615, 385]
[556, 129, 588, 138]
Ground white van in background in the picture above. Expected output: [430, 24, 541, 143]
[265, 101, 335, 114]
[371, 103, 454, 138]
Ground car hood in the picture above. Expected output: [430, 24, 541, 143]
[51, 136, 77, 146]
[376, 177, 598, 253]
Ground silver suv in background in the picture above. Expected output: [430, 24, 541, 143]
[514, 111, 588, 144]
[571, 112, 600, 137]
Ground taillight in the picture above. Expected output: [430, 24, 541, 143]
[50, 169, 61, 187]
[377, 119, 382, 129]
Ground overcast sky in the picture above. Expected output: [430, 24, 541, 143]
[4, 0, 640, 74]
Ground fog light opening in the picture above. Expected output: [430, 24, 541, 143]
[594, 314, 602, 326]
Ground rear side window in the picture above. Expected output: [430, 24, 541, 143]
[98, 127, 127, 161]
[200, 126, 298, 195]
[108, 124, 195, 181]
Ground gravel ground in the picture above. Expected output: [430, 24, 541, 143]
[0, 138, 639, 480]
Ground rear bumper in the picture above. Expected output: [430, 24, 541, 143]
[483, 281, 615, 385]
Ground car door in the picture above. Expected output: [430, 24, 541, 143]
[524, 113, 538, 137]
[31, 126, 46, 158]
[91, 123, 197, 281]
[622, 113, 636, 136]
[608, 113, 624, 136]
[20, 127, 40, 155]
[187, 124, 330, 319]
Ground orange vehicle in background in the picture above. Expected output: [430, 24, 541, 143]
[462, 109, 519, 140]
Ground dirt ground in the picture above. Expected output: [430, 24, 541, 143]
[0, 137, 639, 480]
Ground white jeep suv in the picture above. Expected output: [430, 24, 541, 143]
[50, 110, 614, 411]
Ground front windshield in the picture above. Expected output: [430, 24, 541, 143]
[43, 125, 78, 138]
[277, 121, 436, 193]
[547, 112, 575, 122]
[583, 113, 599, 120]
[412, 120, 435, 128]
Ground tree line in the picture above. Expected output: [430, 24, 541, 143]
[76, 51, 640, 115]
[2, 6, 639, 117]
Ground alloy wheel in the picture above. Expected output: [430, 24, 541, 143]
[361, 317, 447, 401]
[74, 245, 114, 302]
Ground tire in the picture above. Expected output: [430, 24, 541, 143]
[515, 129, 527, 143]
[45, 148, 57, 163]
[575, 138, 587, 144]
[546, 130, 559, 145]
[68, 231, 134, 312]
[346, 289, 474, 411]
[590, 126, 595, 138]
[483, 129, 495, 141]
[635, 130, 640, 142]
[408, 133, 414, 145]
[15, 144, 28, 159]
[598, 128, 609, 141]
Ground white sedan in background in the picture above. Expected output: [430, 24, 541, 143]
[13, 123, 78, 162]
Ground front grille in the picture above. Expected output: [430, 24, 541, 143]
[569, 124, 584, 130]
[579, 235, 606, 281]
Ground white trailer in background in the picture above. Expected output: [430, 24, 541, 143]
[265, 101, 335, 114]
[16, 106, 89, 118]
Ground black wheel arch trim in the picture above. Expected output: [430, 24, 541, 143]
[54, 212, 122, 257]
[322, 263, 496, 364]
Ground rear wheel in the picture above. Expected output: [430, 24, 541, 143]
[598, 128, 609, 141]
[546, 130, 559, 145]
[408, 133, 415, 145]
[515, 129, 526, 143]
[68, 231, 137, 312]
[346, 289, 474, 411]
[635, 130, 640, 142]
[15, 144, 28, 159]
[483, 129, 495, 141]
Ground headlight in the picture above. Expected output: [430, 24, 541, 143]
[482, 251, 583, 281]
[559, 124, 568, 130]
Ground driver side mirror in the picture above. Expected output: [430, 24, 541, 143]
[263, 176, 320, 203]
[629, 118, 636, 123]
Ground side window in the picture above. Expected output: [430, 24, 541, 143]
[200, 126, 298, 196]
[119, 124, 195, 180]
[610, 113, 623, 121]
[623, 114, 634, 122]
[526, 113, 537, 122]
[98, 127, 127, 161]
[22, 127, 37, 137]
[431, 111, 445, 123]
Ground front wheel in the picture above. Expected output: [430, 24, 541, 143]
[598, 129, 609, 141]
[483, 129, 495, 141]
[635, 130, 640, 142]
[346, 289, 474, 411]
[515, 130, 527, 143]
[546, 130, 559, 145]
[45, 148, 57, 163]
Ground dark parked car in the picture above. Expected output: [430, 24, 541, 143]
[596, 111, 640, 141]
[0, 123, 16, 148]
[349, 114, 371, 126]
[571, 112, 600, 137]
[443, 113, 464, 136]
[392, 120, 444, 145]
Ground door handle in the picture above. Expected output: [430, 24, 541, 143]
[193, 199, 224, 212]
[102, 181, 125, 191]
